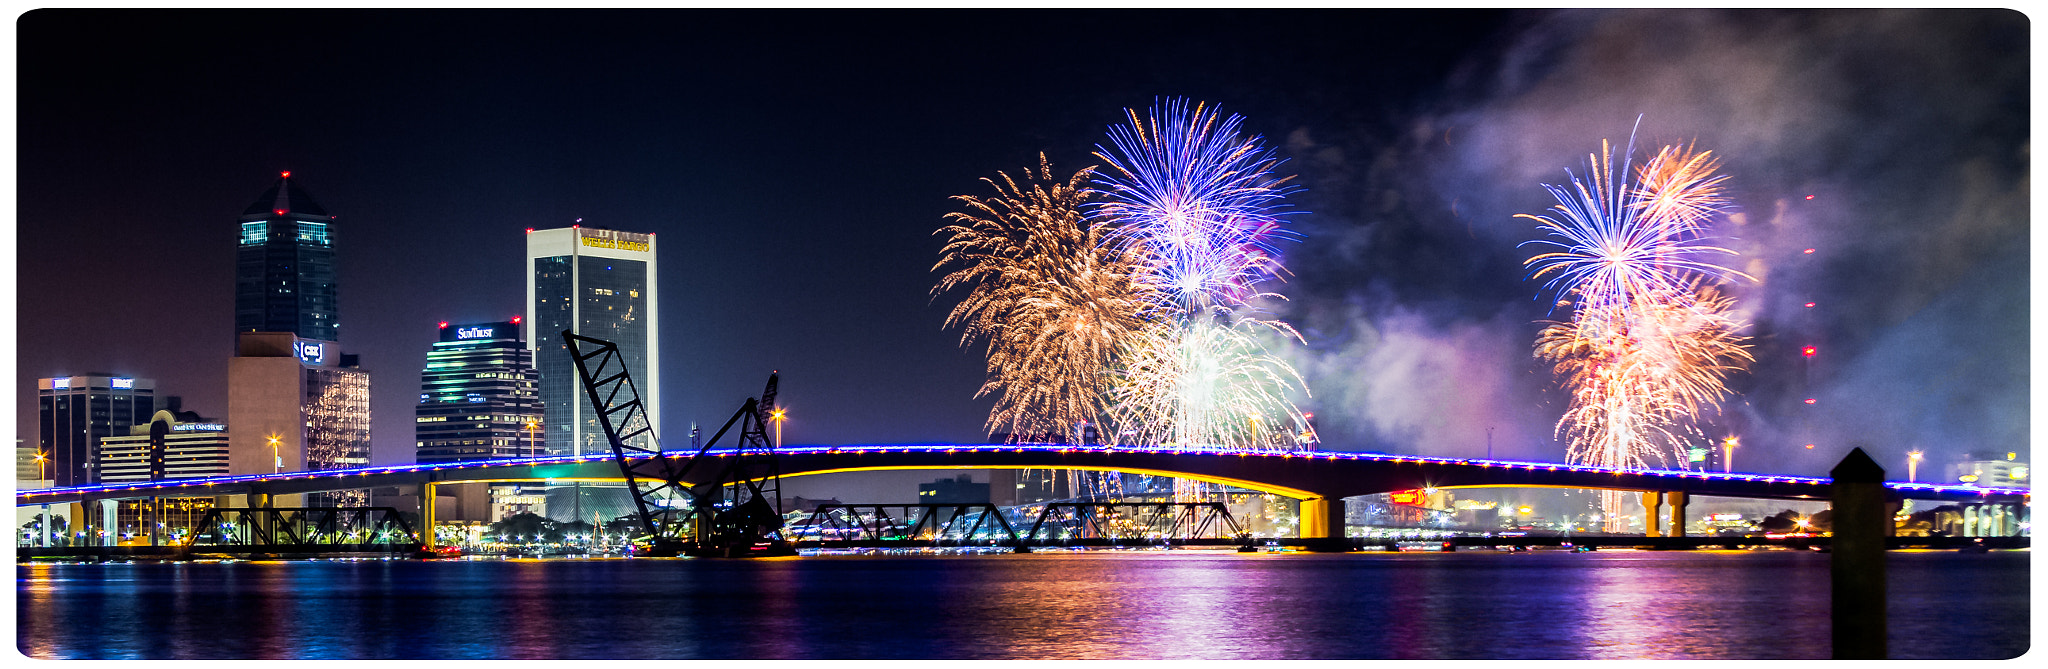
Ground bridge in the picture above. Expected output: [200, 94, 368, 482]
[17, 443, 2029, 549]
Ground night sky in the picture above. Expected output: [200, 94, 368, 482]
[14, 9, 2030, 482]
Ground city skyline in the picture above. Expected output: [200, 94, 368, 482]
[14, 9, 2028, 479]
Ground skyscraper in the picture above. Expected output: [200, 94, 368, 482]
[36, 376, 156, 487]
[227, 332, 371, 505]
[526, 226, 659, 455]
[416, 319, 544, 464]
[235, 171, 339, 342]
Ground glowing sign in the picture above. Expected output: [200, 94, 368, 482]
[1688, 448, 1707, 463]
[294, 340, 325, 364]
[173, 423, 227, 432]
[1389, 490, 1421, 506]
[52, 379, 69, 389]
[112, 378, 134, 389]
[456, 327, 495, 340]
[578, 227, 651, 252]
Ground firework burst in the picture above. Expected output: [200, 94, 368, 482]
[934, 155, 1150, 441]
[1521, 130, 1753, 529]
[1092, 98, 1312, 455]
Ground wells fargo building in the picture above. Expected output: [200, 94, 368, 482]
[525, 226, 658, 456]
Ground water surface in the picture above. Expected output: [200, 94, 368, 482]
[15, 549, 2028, 659]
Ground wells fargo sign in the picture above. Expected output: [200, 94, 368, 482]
[579, 228, 651, 252]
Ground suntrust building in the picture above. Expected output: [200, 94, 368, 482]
[526, 226, 659, 456]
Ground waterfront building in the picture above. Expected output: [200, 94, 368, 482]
[37, 375, 156, 487]
[526, 225, 659, 456]
[1947, 450, 2030, 488]
[98, 410, 231, 483]
[416, 319, 544, 464]
[98, 409, 228, 542]
[227, 332, 371, 505]
[235, 172, 341, 342]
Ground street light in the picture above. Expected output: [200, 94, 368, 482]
[525, 418, 541, 458]
[266, 434, 283, 473]
[33, 450, 46, 481]
[1721, 436, 1739, 473]
[1908, 451, 1924, 483]
[770, 408, 787, 447]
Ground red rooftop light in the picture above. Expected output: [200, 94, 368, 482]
[1801, 346, 1817, 358]
[438, 321, 449, 329]
[511, 316, 522, 324]
[274, 209, 286, 216]
[1803, 248, 1816, 254]
[281, 171, 291, 178]
[1804, 194, 1813, 200]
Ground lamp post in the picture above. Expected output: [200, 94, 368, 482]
[1722, 436, 1739, 473]
[1908, 451, 1924, 483]
[33, 450, 46, 481]
[525, 418, 541, 459]
[266, 434, 282, 473]
[770, 408, 786, 447]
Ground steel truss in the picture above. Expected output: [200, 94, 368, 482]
[562, 331, 793, 557]
[791, 501, 1247, 547]
[796, 503, 1018, 543]
[182, 507, 419, 552]
[1024, 502, 1245, 541]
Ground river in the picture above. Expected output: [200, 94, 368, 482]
[14, 548, 2028, 659]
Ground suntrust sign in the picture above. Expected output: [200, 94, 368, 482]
[457, 326, 495, 340]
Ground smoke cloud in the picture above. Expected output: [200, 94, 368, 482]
[1277, 9, 2027, 476]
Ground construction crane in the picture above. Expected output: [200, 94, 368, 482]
[561, 331, 795, 557]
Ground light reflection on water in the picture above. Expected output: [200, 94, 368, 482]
[15, 550, 2027, 659]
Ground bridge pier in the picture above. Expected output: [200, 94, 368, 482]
[1666, 491, 1687, 537]
[418, 482, 438, 551]
[1299, 497, 1347, 552]
[1640, 491, 1663, 537]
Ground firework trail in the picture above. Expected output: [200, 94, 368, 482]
[1520, 132, 1752, 530]
[934, 155, 1150, 442]
[1091, 98, 1312, 463]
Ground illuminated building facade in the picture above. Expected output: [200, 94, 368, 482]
[416, 319, 544, 464]
[1947, 450, 2030, 488]
[37, 375, 156, 487]
[526, 226, 659, 455]
[227, 332, 371, 505]
[235, 172, 340, 342]
[98, 410, 231, 483]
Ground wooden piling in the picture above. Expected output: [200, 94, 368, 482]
[1830, 447, 1886, 659]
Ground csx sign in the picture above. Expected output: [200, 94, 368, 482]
[294, 340, 325, 364]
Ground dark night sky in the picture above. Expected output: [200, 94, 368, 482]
[13, 9, 2030, 482]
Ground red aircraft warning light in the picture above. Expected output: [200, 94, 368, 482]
[1804, 398, 1818, 405]
[1803, 248, 1816, 254]
[282, 171, 291, 178]
[511, 316, 523, 324]
[1804, 302, 1816, 308]
[438, 321, 449, 329]
[1801, 346, 1817, 358]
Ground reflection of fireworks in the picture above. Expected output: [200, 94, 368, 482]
[934, 155, 1149, 440]
[1092, 99, 1311, 459]
[1520, 132, 1751, 531]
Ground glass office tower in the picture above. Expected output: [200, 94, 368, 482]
[235, 172, 340, 342]
[36, 376, 156, 487]
[416, 319, 544, 464]
[526, 226, 658, 455]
